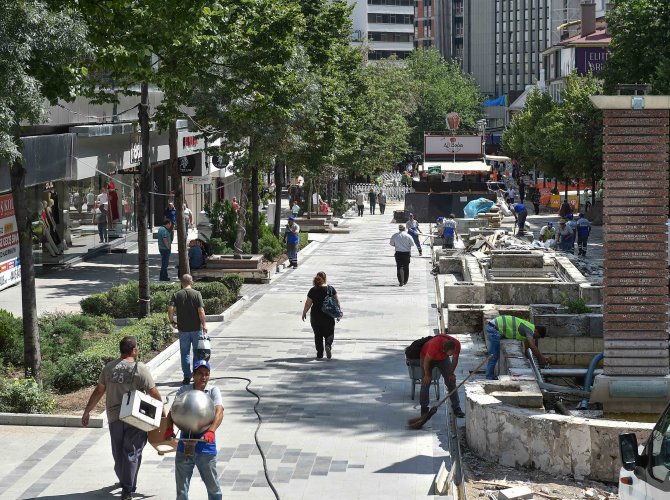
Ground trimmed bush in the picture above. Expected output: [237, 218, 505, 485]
[43, 314, 174, 393]
[80, 278, 241, 318]
[0, 378, 56, 414]
[218, 275, 243, 296]
[0, 310, 23, 366]
[38, 313, 115, 363]
[42, 353, 107, 394]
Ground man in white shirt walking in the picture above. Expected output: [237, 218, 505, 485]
[390, 224, 414, 286]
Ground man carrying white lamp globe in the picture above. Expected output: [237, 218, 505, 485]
[164, 360, 224, 500]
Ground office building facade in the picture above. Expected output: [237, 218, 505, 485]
[349, 0, 415, 61]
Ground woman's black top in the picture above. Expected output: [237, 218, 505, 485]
[308, 285, 337, 324]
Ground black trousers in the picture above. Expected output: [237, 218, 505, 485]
[394, 251, 411, 285]
[578, 234, 589, 255]
[379, 203, 386, 215]
[357, 205, 364, 216]
[533, 202, 540, 215]
[311, 317, 335, 358]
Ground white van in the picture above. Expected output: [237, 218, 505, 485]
[619, 401, 670, 499]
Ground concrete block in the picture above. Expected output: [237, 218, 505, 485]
[580, 283, 603, 304]
[491, 251, 544, 269]
[447, 304, 485, 333]
[438, 256, 463, 275]
[499, 486, 534, 500]
[444, 282, 486, 305]
[587, 314, 603, 338]
[555, 337, 575, 352]
[574, 337, 595, 352]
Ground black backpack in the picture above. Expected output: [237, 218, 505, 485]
[404, 336, 433, 360]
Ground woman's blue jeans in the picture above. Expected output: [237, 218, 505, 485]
[485, 324, 501, 379]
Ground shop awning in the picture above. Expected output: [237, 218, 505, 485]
[423, 161, 490, 173]
[484, 155, 511, 162]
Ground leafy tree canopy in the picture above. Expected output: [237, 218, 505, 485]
[0, 0, 90, 161]
[604, 0, 670, 94]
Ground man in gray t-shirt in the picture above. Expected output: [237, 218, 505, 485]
[82, 336, 164, 500]
[168, 273, 208, 385]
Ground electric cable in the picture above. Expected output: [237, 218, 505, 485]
[56, 103, 139, 120]
[211, 375, 280, 500]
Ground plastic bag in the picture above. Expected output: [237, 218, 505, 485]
[463, 198, 495, 219]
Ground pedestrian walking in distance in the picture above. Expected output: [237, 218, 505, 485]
[406, 213, 423, 255]
[419, 334, 466, 418]
[485, 315, 549, 380]
[576, 212, 592, 257]
[378, 190, 387, 215]
[82, 336, 165, 500]
[302, 272, 342, 360]
[167, 274, 208, 385]
[368, 188, 377, 215]
[356, 191, 365, 216]
[390, 224, 414, 286]
[284, 216, 300, 268]
[164, 360, 223, 500]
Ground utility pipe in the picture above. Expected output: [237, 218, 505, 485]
[577, 352, 604, 410]
[541, 368, 603, 377]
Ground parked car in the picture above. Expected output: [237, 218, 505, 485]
[619, 400, 670, 499]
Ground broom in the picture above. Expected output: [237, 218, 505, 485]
[407, 355, 491, 430]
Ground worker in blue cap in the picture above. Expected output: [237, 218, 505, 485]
[406, 213, 422, 256]
[513, 203, 528, 236]
[576, 213, 592, 256]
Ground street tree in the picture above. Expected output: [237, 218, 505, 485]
[0, 0, 90, 382]
[189, 0, 303, 255]
[550, 73, 603, 204]
[604, 0, 670, 94]
[405, 49, 483, 153]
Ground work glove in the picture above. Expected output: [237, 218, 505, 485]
[163, 426, 175, 441]
[202, 430, 215, 443]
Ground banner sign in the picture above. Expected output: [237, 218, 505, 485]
[0, 194, 20, 291]
[575, 47, 608, 76]
[425, 135, 482, 158]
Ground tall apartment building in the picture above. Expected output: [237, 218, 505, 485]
[349, 0, 415, 61]
[494, 0, 607, 101]
[413, 0, 449, 56]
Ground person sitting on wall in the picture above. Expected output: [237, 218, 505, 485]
[188, 239, 206, 270]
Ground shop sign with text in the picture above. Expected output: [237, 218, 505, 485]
[0, 194, 20, 292]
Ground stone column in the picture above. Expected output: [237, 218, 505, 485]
[595, 98, 669, 377]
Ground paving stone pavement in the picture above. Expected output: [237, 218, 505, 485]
[0, 201, 490, 499]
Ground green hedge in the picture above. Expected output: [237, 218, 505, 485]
[0, 378, 56, 414]
[0, 310, 23, 367]
[80, 276, 242, 318]
[43, 314, 174, 393]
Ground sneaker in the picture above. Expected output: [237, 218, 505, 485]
[315, 356, 324, 361]
[325, 345, 332, 359]
[182, 377, 190, 385]
[121, 492, 133, 500]
[453, 408, 466, 418]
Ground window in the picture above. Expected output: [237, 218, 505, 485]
[369, 32, 414, 42]
[367, 0, 413, 5]
[368, 13, 414, 24]
[368, 50, 412, 60]
[651, 408, 670, 482]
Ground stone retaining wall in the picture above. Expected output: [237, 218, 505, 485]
[465, 383, 654, 482]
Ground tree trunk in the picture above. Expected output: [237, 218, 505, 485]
[251, 162, 259, 254]
[10, 159, 41, 383]
[338, 175, 346, 202]
[137, 82, 151, 318]
[591, 174, 596, 206]
[169, 120, 189, 278]
[234, 168, 249, 257]
[576, 179, 580, 209]
[273, 160, 283, 238]
[564, 178, 569, 201]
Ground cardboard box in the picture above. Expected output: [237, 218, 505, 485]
[119, 390, 163, 432]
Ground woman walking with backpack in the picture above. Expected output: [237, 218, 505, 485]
[302, 272, 342, 360]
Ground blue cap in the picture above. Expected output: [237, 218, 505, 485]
[193, 360, 211, 372]
[288, 216, 295, 221]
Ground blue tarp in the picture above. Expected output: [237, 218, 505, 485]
[482, 95, 507, 107]
[463, 198, 495, 218]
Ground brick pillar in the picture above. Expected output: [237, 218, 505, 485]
[602, 109, 669, 376]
